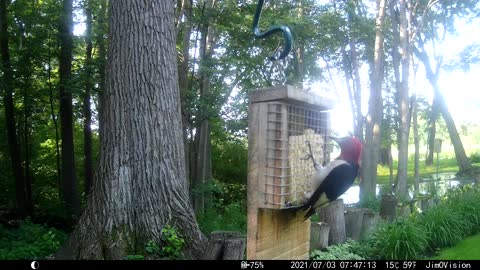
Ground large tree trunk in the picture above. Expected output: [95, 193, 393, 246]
[393, 0, 410, 199]
[59, 0, 80, 217]
[0, 0, 28, 217]
[56, 0, 206, 259]
[83, 0, 94, 195]
[361, 0, 386, 202]
[414, 42, 472, 173]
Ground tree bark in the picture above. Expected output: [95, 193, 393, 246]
[379, 194, 397, 222]
[56, 0, 206, 259]
[394, 0, 410, 199]
[59, 0, 80, 217]
[412, 94, 420, 193]
[361, 0, 386, 202]
[310, 222, 329, 251]
[425, 95, 438, 166]
[83, 0, 94, 195]
[317, 199, 346, 245]
[344, 208, 365, 241]
[0, 0, 28, 217]
[360, 209, 379, 241]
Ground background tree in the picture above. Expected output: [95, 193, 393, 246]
[411, 0, 476, 173]
[82, 0, 94, 194]
[0, 0, 30, 216]
[361, 0, 386, 202]
[393, 0, 411, 199]
[58, 0, 80, 216]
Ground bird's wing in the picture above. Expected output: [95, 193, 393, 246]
[311, 159, 348, 190]
[303, 162, 358, 217]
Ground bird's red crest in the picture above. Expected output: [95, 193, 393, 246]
[337, 137, 362, 165]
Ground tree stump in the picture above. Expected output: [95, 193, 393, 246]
[317, 199, 346, 245]
[360, 210, 379, 241]
[223, 238, 246, 260]
[202, 231, 245, 260]
[344, 208, 365, 241]
[397, 203, 411, 218]
[379, 194, 397, 222]
[310, 222, 330, 251]
[420, 198, 434, 212]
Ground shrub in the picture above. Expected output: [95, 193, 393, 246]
[368, 217, 429, 259]
[159, 225, 185, 259]
[197, 202, 246, 235]
[422, 205, 466, 250]
[469, 152, 480, 163]
[364, 184, 480, 260]
[311, 240, 365, 260]
[355, 197, 381, 212]
[135, 225, 185, 260]
[0, 219, 67, 259]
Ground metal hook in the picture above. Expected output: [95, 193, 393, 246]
[252, 0, 293, 61]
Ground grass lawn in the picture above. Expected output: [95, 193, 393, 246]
[432, 233, 480, 260]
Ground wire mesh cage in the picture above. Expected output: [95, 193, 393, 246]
[263, 102, 333, 208]
[247, 86, 335, 259]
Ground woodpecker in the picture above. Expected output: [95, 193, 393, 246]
[290, 136, 362, 221]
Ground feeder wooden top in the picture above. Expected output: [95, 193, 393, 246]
[249, 85, 335, 110]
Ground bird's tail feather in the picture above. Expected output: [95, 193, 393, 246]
[303, 201, 330, 221]
[284, 204, 306, 213]
[303, 207, 316, 221]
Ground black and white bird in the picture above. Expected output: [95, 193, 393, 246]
[289, 136, 363, 221]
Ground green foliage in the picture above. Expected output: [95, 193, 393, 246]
[128, 225, 185, 260]
[0, 219, 67, 259]
[211, 137, 248, 185]
[365, 184, 480, 260]
[422, 206, 466, 249]
[311, 240, 365, 260]
[355, 197, 381, 212]
[125, 254, 144, 260]
[192, 180, 246, 211]
[158, 225, 185, 260]
[470, 152, 480, 163]
[197, 202, 247, 236]
[368, 217, 429, 259]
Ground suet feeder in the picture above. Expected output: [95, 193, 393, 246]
[247, 85, 334, 259]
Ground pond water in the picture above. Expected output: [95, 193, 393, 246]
[339, 172, 476, 205]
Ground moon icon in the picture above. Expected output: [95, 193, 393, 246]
[31, 261, 39, 269]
